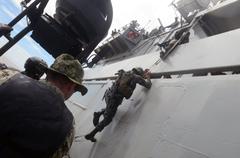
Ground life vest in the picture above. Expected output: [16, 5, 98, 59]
[116, 71, 134, 99]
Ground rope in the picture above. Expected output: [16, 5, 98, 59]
[84, 14, 205, 81]
[147, 14, 203, 72]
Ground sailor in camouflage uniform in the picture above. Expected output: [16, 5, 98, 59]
[0, 54, 87, 158]
[85, 67, 152, 142]
[48, 54, 88, 158]
[0, 56, 47, 81]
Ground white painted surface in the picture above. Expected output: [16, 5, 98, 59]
[84, 28, 240, 79]
[67, 28, 240, 158]
[69, 75, 240, 158]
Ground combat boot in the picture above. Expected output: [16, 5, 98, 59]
[85, 134, 97, 142]
[85, 128, 99, 142]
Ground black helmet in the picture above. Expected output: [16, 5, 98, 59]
[132, 67, 144, 76]
[115, 69, 125, 75]
[24, 57, 48, 80]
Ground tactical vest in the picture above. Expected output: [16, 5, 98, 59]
[116, 71, 134, 99]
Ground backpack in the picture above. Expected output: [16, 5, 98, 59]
[116, 71, 134, 99]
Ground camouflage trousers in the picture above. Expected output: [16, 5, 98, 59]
[51, 122, 75, 158]
[94, 92, 123, 131]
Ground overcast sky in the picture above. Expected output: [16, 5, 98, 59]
[45, 0, 177, 31]
[11, 0, 177, 36]
[0, 0, 55, 69]
[1, 0, 177, 68]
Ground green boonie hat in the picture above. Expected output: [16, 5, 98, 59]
[49, 54, 88, 95]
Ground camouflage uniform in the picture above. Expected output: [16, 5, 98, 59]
[51, 121, 75, 158]
[0, 54, 87, 157]
[0, 68, 19, 85]
[85, 68, 151, 142]
[40, 81, 75, 158]
[46, 54, 88, 157]
[93, 83, 124, 132]
[47, 54, 88, 157]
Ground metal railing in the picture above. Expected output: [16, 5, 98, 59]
[83, 64, 240, 81]
[0, 0, 49, 56]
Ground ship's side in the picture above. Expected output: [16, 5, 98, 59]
[66, 0, 240, 157]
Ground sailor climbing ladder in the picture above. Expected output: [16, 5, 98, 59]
[158, 13, 203, 61]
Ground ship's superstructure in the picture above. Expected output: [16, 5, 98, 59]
[65, 0, 240, 157]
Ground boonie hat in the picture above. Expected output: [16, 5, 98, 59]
[49, 54, 88, 95]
